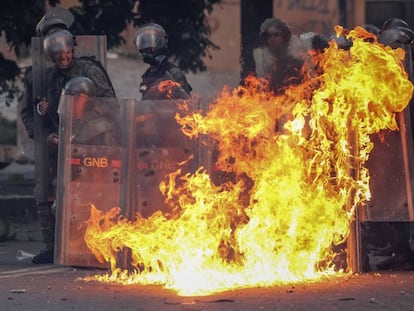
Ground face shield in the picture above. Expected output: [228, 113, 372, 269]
[378, 28, 413, 48]
[135, 23, 167, 51]
[43, 29, 74, 62]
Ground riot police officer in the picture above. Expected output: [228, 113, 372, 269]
[20, 17, 69, 141]
[37, 29, 116, 119]
[135, 23, 192, 99]
[31, 29, 116, 264]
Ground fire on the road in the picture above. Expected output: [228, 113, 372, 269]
[83, 26, 413, 296]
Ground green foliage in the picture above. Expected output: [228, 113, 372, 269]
[0, 54, 21, 106]
[133, 0, 222, 73]
[0, 0, 46, 55]
[0, 0, 222, 105]
[0, 0, 50, 106]
[69, 0, 222, 73]
[69, 0, 136, 49]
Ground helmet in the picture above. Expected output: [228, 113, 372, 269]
[382, 18, 409, 31]
[361, 24, 380, 36]
[37, 18, 67, 37]
[331, 34, 353, 50]
[378, 27, 414, 48]
[135, 23, 167, 50]
[43, 29, 74, 60]
[62, 77, 97, 97]
[35, 7, 75, 36]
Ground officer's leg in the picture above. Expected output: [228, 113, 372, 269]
[32, 150, 57, 264]
[32, 201, 55, 263]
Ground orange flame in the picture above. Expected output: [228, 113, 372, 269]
[83, 26, 413, 296]
[158, 80, 183, 99]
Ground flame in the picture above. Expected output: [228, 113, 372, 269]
[158, 80, 183, 99]
[83, 26, 413, 296]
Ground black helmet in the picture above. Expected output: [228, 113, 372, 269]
[35, 7, 74, 36]
[361, 24, 380, 36]
[330, 34, 353, 50]
[43, 29, 74, 60]
[382, 18, 410, 31]
[135, 23, 167, 50]
[37, 18, 68, 37]
[396, 26, 414, 43]
[62, 77, 97, 97]
[378, 27, 414, 48]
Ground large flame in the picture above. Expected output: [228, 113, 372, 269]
[83, 26, 413, 296]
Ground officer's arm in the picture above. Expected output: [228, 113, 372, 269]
[85, 65, 116, 98]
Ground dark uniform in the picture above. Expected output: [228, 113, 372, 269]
[44, 56, 116, 136]
[135, 23, 192, 100]
[140, 61, 192, 100]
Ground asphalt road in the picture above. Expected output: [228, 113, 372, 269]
[0, 240, 413, 311]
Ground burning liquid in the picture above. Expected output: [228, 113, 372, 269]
[84, 26, 413, 296]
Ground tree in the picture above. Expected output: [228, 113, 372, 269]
[0, 0, 221, 105]
[69, 0, 221, 72]
[132, 0, 221, 73]
[0, 0, 58, 105]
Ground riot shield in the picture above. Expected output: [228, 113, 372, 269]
[351, 36, 414, 273]
[31, 32, 108, 207]
[363, 126, 414, 221]
[31, 37, 54, 207]
[31, 34, 109, 264]
[55, 94, 122, 267]
[121, 98, 203, 219]
[362, 43, 414, 222]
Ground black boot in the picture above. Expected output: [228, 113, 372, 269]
[33, 201, 55, 264]
[32, 248, 54, 264]
[377, 252, 414, 271]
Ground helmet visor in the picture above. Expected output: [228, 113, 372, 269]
[43, 30, 74, 60]
[135, 25, 166, 50]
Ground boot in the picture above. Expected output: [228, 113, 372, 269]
[377, 252, 414, 271]
[32, 248, 54, 264]
[32, 201, 55, 264]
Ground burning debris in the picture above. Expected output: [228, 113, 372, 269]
[83, 26, 413, 296]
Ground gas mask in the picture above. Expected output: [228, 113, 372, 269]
[140, 49, 167, 67]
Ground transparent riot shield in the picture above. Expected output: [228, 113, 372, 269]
[31, 35, 108, 208]
[363, 123, 414, 221]
[362, 42, 414, 222]
[31, 37, 53, 207]
[350, 43, 414, 273]
[121, 98, 203, 219]
[31, 7, 75, 207]
[55, 94, 122, 267]
[32, 34, 110, 266]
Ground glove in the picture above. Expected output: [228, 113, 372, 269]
[36, 98, 48, 115]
